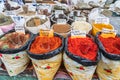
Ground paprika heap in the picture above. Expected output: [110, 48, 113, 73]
[64, 36, 99, 80]
[68, 37, 98, 61]
[27, 34, 64, 80]
[30, 36, 62, 54]
[96, 33, 120, 80]
[98, 36, 120, 54]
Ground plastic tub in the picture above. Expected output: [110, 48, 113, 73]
[92, 23, 114, 36]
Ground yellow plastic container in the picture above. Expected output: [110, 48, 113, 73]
[92, 23, 114, 36]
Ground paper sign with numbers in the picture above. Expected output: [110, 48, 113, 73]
[12, 16, 25, 34]
[102, 28, 117, 33]
[95, 17, 109, 24]
[57, 19, 67, 24]
[77, 10, 80, 16]
[5, 11, 16, 16]
[0, 29, 4, 36]
[15, 26, 25, 34]
[101, 28, 117, 38]
[39, 15, 46, 19]
[75, 17, 86, 21]
[55, 10, 63, 18]
[71, 30, 86, 38]
[40, 29, 54, 37]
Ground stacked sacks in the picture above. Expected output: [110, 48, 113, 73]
[96, 32, 120, 80]
[64, 34, 100, 80]
[0, 30, 33, 76]
[27, 33, 64, 80]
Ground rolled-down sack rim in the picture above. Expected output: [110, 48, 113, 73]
[27, 33, 64, 60]
[65, 34, 100, 66]
[0, 29, 34, 54]
[95, 32, 120, 60]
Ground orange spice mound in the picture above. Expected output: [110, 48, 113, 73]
[30, 36, 62, 54]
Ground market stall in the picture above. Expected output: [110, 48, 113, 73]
[0, 0, 120, 80]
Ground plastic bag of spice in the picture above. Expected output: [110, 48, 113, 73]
[27, 33, 64, 80]
[0, 29, 33, 76]
[95, 32, 120, 80]
[63, 34, 100, 80]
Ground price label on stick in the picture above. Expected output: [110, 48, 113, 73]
[55, 10, 63, 18]
[95, 17, 109, 24]
[12, 16, 25, 34]
[39, 15, 46, 19]
[101, 28, 117, 38]
[40, 29, 54, 37]
[5, 11, 16, 16]
[75, 17, 86, 21]
[71, 30, 86, 38]
[0, 29, 4, 36]
[15, 26, 25, 34]
[57, 19, 66, 24]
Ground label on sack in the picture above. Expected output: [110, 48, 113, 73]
[12, 16, 25, 34]
[71, 30, 86, 38]
[5, 11, 16, 16]
[57, 19, 66, 24]
[75, 17, 86, 21]
[55, 10, 64, 18]
[101, 28, 117, 38]
[39, 15, 46, 19]
[77, 10, 81, 16]
[40, 29, 54, 37]
[95, 17, 109, 24]
[0, 29, 4, 36]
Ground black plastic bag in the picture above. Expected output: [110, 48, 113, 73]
[95, 32, 120, 60]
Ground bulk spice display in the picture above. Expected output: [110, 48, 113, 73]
[63, 36, 99, 80]
[0, 0, 120, 80]
[27, 34, 64, 80]
[96, 34, 120, 80]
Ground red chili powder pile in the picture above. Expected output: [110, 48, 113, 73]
[99, 36, 120, 54]
[30, 36, 62, 54]
[68, 37, 98, 61]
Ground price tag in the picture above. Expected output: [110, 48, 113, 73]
[0, 29, 4, 36]
[71, 30, 86, 38]
[55, 10, 64, 18]
[95, 17, 109, 24]
[101, 28, 117, 38]
[75, 17, 86, 21]
[40, 29, 54, 37]
[15, 26, 25, 34]
[12, 16, 25, 34]
[77, 10, 81, 16]
[39, 15, 46, 19]
[57, 19, 67, 24]
[5, 11, 16, 16]
[69, 11, 74, 17]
